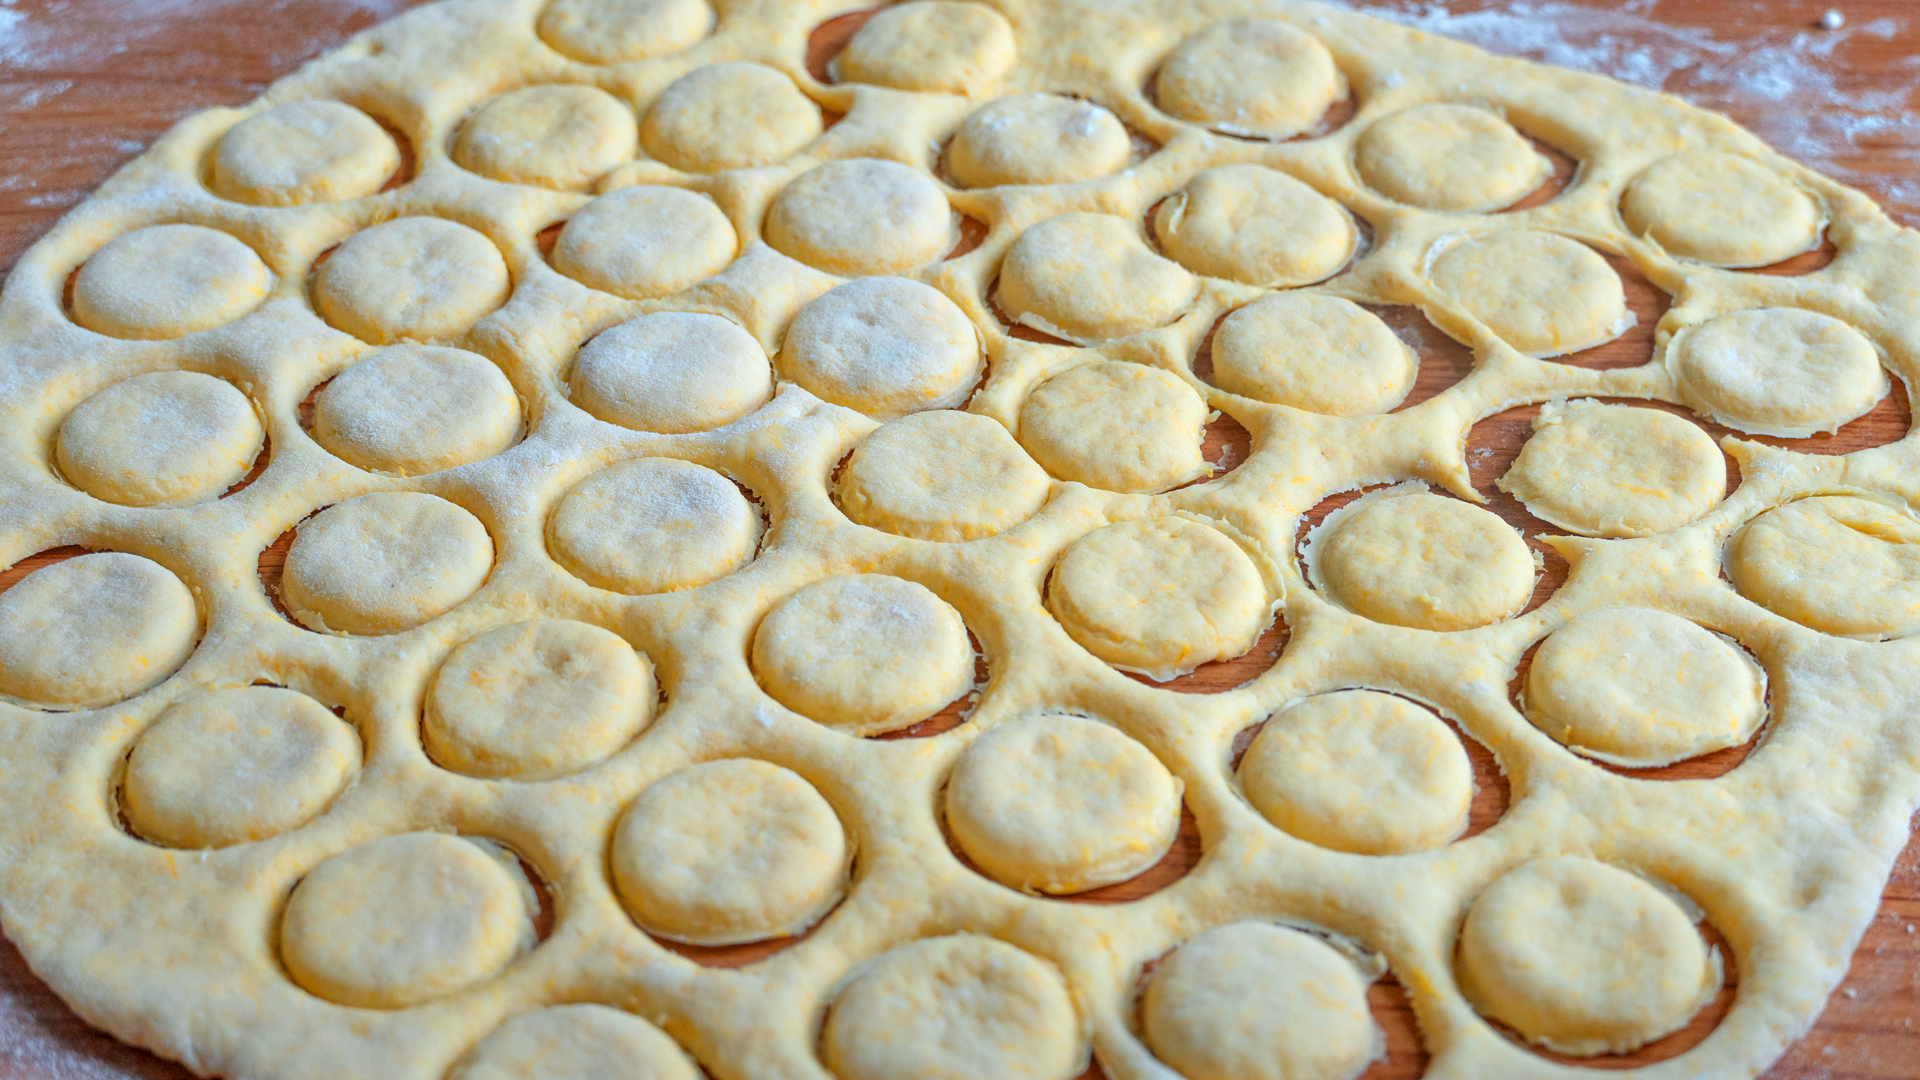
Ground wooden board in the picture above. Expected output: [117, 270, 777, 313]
[0, 1, 1916, 1077]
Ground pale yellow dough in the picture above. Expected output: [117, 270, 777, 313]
[834, 1, 1016, 94]
[547, 456, 760, 594]
[1152, 163, 1356, 287]
[1667, 307, 1888, 437]
[946, 93, 1130, 189]
[449, 1005, 699, 1080]
[310, 345, 521, 475]
[56, 370, 264, 506]
[610, 758, 848, 944]
[765, 158, 953, 275]
[72, 224, 271, 340]
[1428, 230, 1629, 356]
[1355, 103, 1553, 213]
[1726, 495, 1920, 638]
[0, 553, 198, 709]
[568, 311, 772, 434]
[997, 212, 1197, 341]
[452, 84, 637, 191]
[1155, 19, 1344, 140]
[551, 185, 737, 299]
[311, 216, 509, 344]
[836, 410, 1050, 541]
[1017, 361, 1210, 493]
[535, 0, 712, 65]
[1209, 294, 1414, 414]
[1497, 400, 1724, 538]
[778, 276, 982, 418]
[1310, 489, 1534, 631]
[1622, 151, 1825, 267]
[281, 491, 494, 635]
[640, 61, 820, 173]
[210, 99, 399, 206]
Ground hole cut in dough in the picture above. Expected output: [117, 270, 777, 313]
[1017, 361, 1210, 493]
[1152, 164, 1356, 287]
[551, 185, 737, 299]
[547, 457, 760, 595]
[56, 370, 264, 506]
[0, 552, 199, 710]
[536, 0, 713, 65]
[944, 713, 1182, 894]
[1622, 151, 1824, 267]
[448, 1004, 700, 1080]
[1427, 231, 1630, 357]
[610, 758, 848, 945]
[996, 213, 1198, 342]
[834, 1, 1016, 94]
[425, 619, 655, 781]
[778, 277, 982, 419]
[1667, 307, 1888, 437]
[1141, 921, 1381, 1080]
[1725, 495, 1920, 638]
[452, 84, 637, 191]
[1355, 104, 1553, 213]
[72, 224, 271, 340]
[1457, 856, 1719, 1056]
[640, 62, 821, 173]
[568, 312, 772, 434]
[210, 100, 400, 206]
[1497, 400, 1724, 538]
[281, 491, 493, 635]
[279, 832, 536, 1009]
[311, 217, 510, 344]
[945, 93, 1131, 189]
[1208, 294, 1414, 414]
[751, 574, 973, 736]
[1238, 690, 1472, 855]
[310, 345, 521, 475]
[122, 686, 359, 848]
[837, 410, 1050, 541]
[1307, 488, 1535, 631]
[765, 158, 954, 276]
[821, 935, 1087, 1080]
[1156, 19, 1345, 140]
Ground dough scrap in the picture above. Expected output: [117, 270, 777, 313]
[449, 1004, 699, 1080]
[310, 345, 521, 475]
[1018, 361, 1209, 493]
[547, 456, 759, 594]
[1726, 495, 1920, 638]
[640, 61, 821, 173]
[281, 491, 494, 635]
[0, 553, 198, 709]
[764, 158, 953, 275]
[536, 0, 713, 65]
[837, 410, 1050, 541]
[1497, 400, 1723, 538]
[1310, 489, 1534, 631]
[568, 311, 771, 434]
[1152, 163, 1355, 287]
[997, 212, 1197, 341]
[945, 93, 1130, 189]
[56, 370, 264, 506]
[778, 276, 982, 419]
[72, 224, 271, 340]
[453, 84, 636, 191]
[311, 216, 509, 344]
[1156, 19, 1344, 140]
[1209, 294, 1414, 414]
[1622, 151, 1824, 267]
[552, 185, 737, 299]
[835, 1, 1016, 94]
[1355, 104, 1552, 213]
[1428, 230, 1629, 356]
[210, 100, 399, 206]
[1667, 307, 1888, 437]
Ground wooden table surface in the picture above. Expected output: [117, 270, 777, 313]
[1, 1, 1917, 1077]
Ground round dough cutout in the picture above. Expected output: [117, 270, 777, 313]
[1152, 163, 1356, 287]
[945, 92, 1131, 189]
[835, 1, 1016, 94]
[765, 158, 953, 276]
[56, 370, 264, 506]
[1156, 19, 1344, 140]
[452, 84, 638, 191]
[450, 1004, 699, 1080]
[552, 185, 737, 299]
[1726, 495, 1920, 638]
[536, 0, 713, 65]
[1428, 231, 1628, 357]
[569, 311, 771, 434]
[281, 491, 493, 635]
[1497, 400, 1723, 538]
[1210, 294, 1414, 414]
[778, 276, 982, 419]
[311, 217, 510, 344]
[0, 552, 199, 709]
[1017, 361, 1209, 493]
[640, 61, 821, 173]
[1355, 103, 1553, 212]
[997, 212, 1197, 342]
[1667, 307, 1887, 437]
[1622, 151, 1823, 267]
[547, 456, 760, 594]
[210, 100, 400, 206]
[1311, 490, 1534, 631]
[72, 224, 271, 340]
[837, 410, 1050, 541]
[310, 345, 521, 475]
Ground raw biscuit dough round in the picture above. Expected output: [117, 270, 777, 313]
[280, 491, 493, 635]
[1209, 294, 1414, 414]
[639, 61, 821, 173]
[210, 99, 400, 206]
[311, 216, 510, 344]
[279, 832, 535, 1009]
[452, 84, 638, 191]
[1457, 856, 1718, 1055]
[1726, 495, 1920, 638]
[1525, 608, 1766, 766]
[1311, 490, 1534, 631]
[1667, 307, 1888, 437]
[821, 935, 1085, 1080]
[1355, 104, 1553, 213]
[778, 276, 982, 418]
[836, 410, 1050, 541]
[547, 456, 760, 594]
[568, 311, 771, 434]
[764, 158, 953, 276]
[56, 370, 264, 506]
[449, 1004, 699, 1080]
[1497, 400, 1724, 538]
[310, 345, 521, 475]
[1151, 163, 1356, 287]
[610, 758, 848, 944]
[0, 552, 199, 710]
[945, 93, 1130, 189]
[996, 212, 1197, 341]
[1017, 361, 1210, 493]
[834, 1, 1016, 94]
[1047, 517, 1268, 677]
[551, 185, 737, 299]
[424, 619, 655, 781]
[536, 0, 713, 65]
[751, 574, 972, 735]
[943, 713, 1182, 894]
[1141, 921, 1379, 1080]
[1238, 690, 1472, 854]
[1622, 151, 1824, 267]
[71, 224, 271, 340]
[1155, 19, 1344, 140]
[121, 686, 360, 849]
[1428, 231, 1629, 356]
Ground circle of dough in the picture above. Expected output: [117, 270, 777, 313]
[751, 574, 972, 736]
[552, 185, 736, 299]
[1156, 19, 1344, 140]
[1667, 307, 1887, 437]
[822, 935, 1084, 1080]
[1017, 361, 1209, 493]
[610, 758, 847, 945]
[945, 93, 1130, 188]
[639, 61, 821, 173]
[1239, 690, 1471, 854]
[1622, 151, 1823, 267]
[1047, 517, 1268, 677]
[1152, 164, 1356, 286]
[1312, 490, 1534, 631]
[835, 1, 1016, 94]
[1457, 856, 1718, 1055]
[72, 224, 271, 340]
[311, 216, 510, 344]
[764, 158, 952, 276]
[0, 552, 198, 710]
[778, 277, 982, 418]
[56, 370, 264, 506]
[449, 1004, 699, 1080]
[279, 832, 534, 1009]
[536, 0, 713, 65]
[547, 456, 759, 594]
[122, 686, 359, 849]
[997, 212, 1197, 341]
[310, 345, 521, 475]
[210, 100, 399, 206]
[944, 713, 1181, 894]
[1497, 400, 1724, 537]
[837, 410, 1050, 541]
[1526, 608, 1765, 766]
[1726, 495, 1920, 638]
[569, 311, 771, 433]
[1210, 294, 1414, 414]
[452, 84, 638, 191]
[425, 619, 655, 781]
[281, 491, 493, 635]
[1355, 103, 1552, 212]
[1428, 230, 1628, 356]
[1142, 921, 1379, 1080]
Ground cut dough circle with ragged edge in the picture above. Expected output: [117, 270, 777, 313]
[551, 185, 737, 300]
[778, 276, 982, 419]
[535, 0, 713, 65]
[834, 0, 1016, 94]
[1309, 489, 1535, 631]
[1497, 400, 1725, 538]
[210, 99, 399, 206]
[639, 61, 821, 173]
[1208, 293, 1414, 415]
[1427, 230, 1629, 356]
[0, 552, 200, 710]
[1017, 361, 1210, 493]
[1155, 18, 1345, 140]
[280, 491, 494, 635]
[997, 212, 1198, 341]
[764, 158, 954, 276]
[1355, 103, 1553, 213]
[452, 84, 638, 191]
[547, 456, 760, 595]
[56, 370, 265, 507]
[1152, 163, 1356, 287]
[1667, 307, 1888, 437]
[1725, 495, 1920, 638]
[1622, 151, 1825, 267]
[72, 224, 271, 340]
[568, 311, 771, 434]
[945, 92, 1131, 189]
[311, 216, 510, 344]
[310, 345, 521, 475]
[448, 1004, 700, 1080]
[837, 410, 1051, 542]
